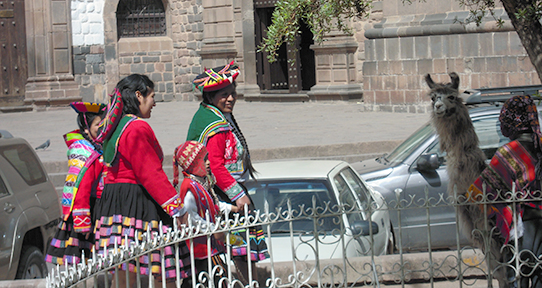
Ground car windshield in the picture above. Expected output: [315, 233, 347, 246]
[385, 122, 435, 166]
[246, 180, 338, 233]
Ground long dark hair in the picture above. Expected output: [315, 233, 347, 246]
[116, 74, 154, 115]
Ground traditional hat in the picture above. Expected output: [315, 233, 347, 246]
[70, 102, 106, 114]
[192, 61, 240, 93]
[173, 141, 208, 187]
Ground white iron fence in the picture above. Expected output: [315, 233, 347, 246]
[47, 187, 542, 288]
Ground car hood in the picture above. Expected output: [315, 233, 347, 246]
[351, 158, 393, 182]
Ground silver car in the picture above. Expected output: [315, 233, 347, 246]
[245, 160, 393, 262]
[0, 130, 61, 279]
[352, 85, 542, 252]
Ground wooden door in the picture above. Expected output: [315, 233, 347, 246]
[254, 3, 302, 93]
[0, 0, 27, 106]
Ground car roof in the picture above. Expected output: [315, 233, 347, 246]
[252, 160, 346, 180]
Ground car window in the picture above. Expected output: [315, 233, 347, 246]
[246, 180, 338, 233]
[0, 176, 9, 198]
[386, 122, 434, 166]
[473, 114, 509, 159]
[333, 168, 371, 222]
[0, 144, 47, 186]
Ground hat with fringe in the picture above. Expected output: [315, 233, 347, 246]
[70, 102, 106, 114]
[192, 61, 240, 93]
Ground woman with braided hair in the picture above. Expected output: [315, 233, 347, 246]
[468, 95, 542, 287]
[46, 102, 106, 265]
[187, 62, 269, 284]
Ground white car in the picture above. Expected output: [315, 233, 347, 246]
[245, 160, 393, 262]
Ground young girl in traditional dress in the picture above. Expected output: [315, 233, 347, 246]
[173, 140, 239, 288]
[45, 102, 105, 265]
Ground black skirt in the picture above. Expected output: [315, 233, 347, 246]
[93, 183, 191, 279]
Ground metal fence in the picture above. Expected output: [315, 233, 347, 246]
[47, 187, 542, 288]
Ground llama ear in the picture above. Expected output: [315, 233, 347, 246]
[449, 72, 459, 90]
[425, 74, 435, 89]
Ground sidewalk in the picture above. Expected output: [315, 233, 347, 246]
[1, 100, 430, 166]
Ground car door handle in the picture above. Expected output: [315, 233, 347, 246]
[4, 202, 15, 213]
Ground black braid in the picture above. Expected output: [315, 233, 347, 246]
[228, 113, 257, 179]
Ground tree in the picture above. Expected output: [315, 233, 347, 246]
[258, 0, 542, 82]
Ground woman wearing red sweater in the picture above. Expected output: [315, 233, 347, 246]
[94, 74, 190, 287]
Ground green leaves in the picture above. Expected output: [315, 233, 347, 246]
[258, 0, 373, 63]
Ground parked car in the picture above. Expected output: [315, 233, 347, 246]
[352, 85, 542, 252]
[0, 130, 61, 279]
[245, 160, 393, 262]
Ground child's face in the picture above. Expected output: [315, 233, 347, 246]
[86, 116, 102, 140]
[204, 154, 211, 175]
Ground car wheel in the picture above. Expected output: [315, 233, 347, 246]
[15, 246, 48, 279]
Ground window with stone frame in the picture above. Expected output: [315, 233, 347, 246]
[116, 0, 166, 39]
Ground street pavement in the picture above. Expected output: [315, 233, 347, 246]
[1, 100, 430, 166]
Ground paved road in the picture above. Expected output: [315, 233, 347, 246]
[1, 100, 430, 165]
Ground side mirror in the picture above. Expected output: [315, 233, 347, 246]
[417, 153, 441, 171]
[351, 220, 379, 236]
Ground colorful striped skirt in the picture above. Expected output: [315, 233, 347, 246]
[45, 215, 94, 265]
[93, 183, 191, 279]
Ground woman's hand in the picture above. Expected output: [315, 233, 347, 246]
[235, 194, 251, 212]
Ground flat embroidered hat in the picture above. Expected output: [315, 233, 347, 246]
[192, 61, 240, 93]
[70, 102, 106, 114]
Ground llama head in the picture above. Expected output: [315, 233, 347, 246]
[425, 72, 462, 118]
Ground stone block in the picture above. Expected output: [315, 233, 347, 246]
[143, 56, 161, 63]
[429, 35, 443, 58]
[164, 73, 173, 81]
[386, 38, 400, 60]
[486, 57, 504, 73]
[134, 57, 141, 64]
[493, 32, 509, 56]
[317, 70, 331, 83]
[332, 54, 347, 67]
[104, 45, 116, 61]
[508, 72, 531, 86]
[151, 73, 163, 82]
[74, 60, 86, 75]
[502, 56, 518, 73]
[417, 59, 433, 75]
[400, 37, 414, 59]
[54, 50, 70, 73]
[414, 36, 429, 59]
[80, 86, 95, 102]
[333, 70, 348, 83]
[86, 54, 104, 64]
[92, 64, 101, 74]
[365, 40, 375, 61]
[131, 63, 146, 74]
[383, 75, 397, 90]
[377, 61, 389, 75]
[461, 34, 479, 57]
[374, 90, 390, 104]
[363, 61, 377, 76]
[434, 59, 446, 74]
[159, 82, 166, 92]
[405, 90, 419, 103]
[119, 64, 131, 75]
[478, 33, 493, 57]
[403, 60, 416, 75]
[374, 39, 386, 61]
[166, 82, 174, 93]
[518, 56, 535, 72]
[166, 63, 174, 72]
[443, 35, 460, 58]
[147, 64, 155, 73]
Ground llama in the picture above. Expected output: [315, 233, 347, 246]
[425, 72, 507, 287]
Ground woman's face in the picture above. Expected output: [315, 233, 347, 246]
[211, 84, 237, 114]
[86, 116, 102, 140]
[137, 88, 156, 119]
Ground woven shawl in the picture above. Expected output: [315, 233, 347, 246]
[186, 103, 230, 145]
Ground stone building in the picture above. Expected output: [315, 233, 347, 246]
[0, 0, 539, 112]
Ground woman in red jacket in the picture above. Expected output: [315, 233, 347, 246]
[94, 74, 190, 287]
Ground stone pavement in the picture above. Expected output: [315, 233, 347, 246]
[1, 100, 430, 167]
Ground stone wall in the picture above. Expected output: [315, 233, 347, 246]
[362, 9, 540, 113]
[170, 0, 204, 101]
[73, 45, 107, 103]
[118, 37, 175, 102]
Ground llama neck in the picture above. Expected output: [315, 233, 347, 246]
[433, 108, 479, 157]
